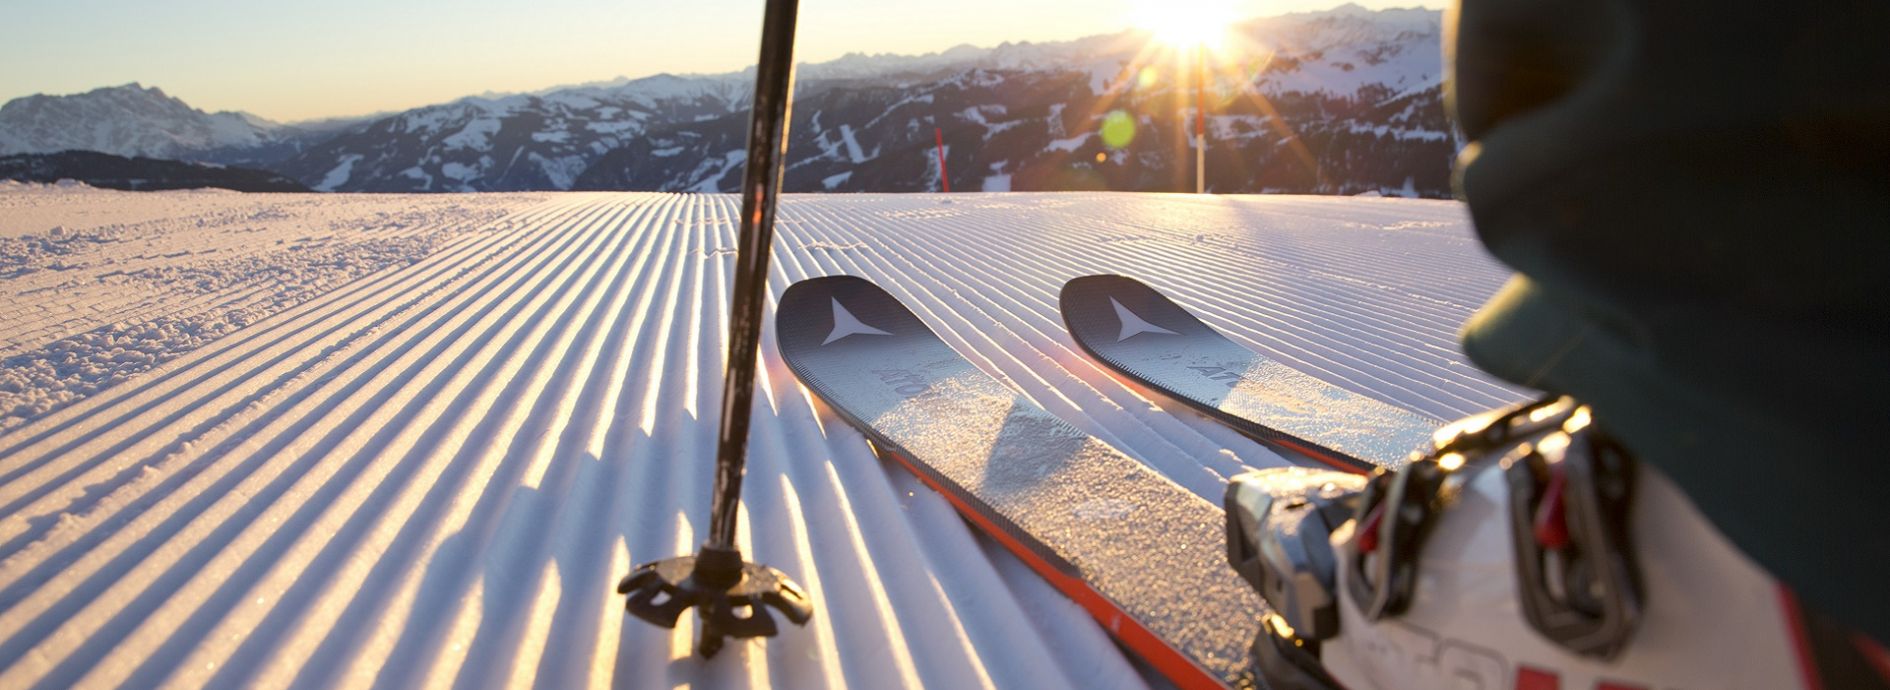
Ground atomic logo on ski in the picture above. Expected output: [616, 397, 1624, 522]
[1111, 297, 1178, 342]
[1189, 366, 1245, 389]
[823, 297, 894, 345]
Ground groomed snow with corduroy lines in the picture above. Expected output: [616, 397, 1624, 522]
[0, 187, 1525, 689]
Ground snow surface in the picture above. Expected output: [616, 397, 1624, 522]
[0, 190, 1526, 689]
[0, 186, 550, 432]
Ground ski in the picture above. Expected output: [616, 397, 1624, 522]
[1059, 274, 1439, 472]
[776, 275, 1264, 689]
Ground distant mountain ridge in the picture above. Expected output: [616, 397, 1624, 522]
[0, 84, 284, 159]
[0, 83, 373, 167]
[0, 4, 1457, 197]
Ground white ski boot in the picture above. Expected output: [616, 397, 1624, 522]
[1226, 397, 1889, 690]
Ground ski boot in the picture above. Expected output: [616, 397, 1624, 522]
[1226, 397, 1890, 690]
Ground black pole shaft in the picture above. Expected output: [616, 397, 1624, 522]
[707, 0, 800, 549]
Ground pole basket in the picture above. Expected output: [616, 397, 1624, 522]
[620, 544, 814, 658]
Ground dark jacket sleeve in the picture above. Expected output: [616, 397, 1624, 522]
[1448, 0, 1890, 643]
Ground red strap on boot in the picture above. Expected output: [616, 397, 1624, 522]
[1357, 502, 1386, 554]
[1533, 462, 1570, 550]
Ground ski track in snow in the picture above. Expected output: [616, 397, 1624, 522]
[0, 190, 1524, 689]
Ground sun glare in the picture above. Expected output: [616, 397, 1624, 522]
[1136, 0, 1238, 51]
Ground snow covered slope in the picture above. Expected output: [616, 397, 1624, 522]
[0, 191, 1525, 689]
[274, 75, 753, 193]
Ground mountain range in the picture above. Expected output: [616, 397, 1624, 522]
[0, 4, 1457, 197]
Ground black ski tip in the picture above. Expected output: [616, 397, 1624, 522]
[1059, 274, 1221, 353]
[1059, 274, 1158, 320]
[1061, 274, 1152, 295]
[778, 275, 908, 329]
[778, 275, 936, 355]
[780, 274, 877, 303]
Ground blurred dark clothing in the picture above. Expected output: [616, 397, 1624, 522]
[1447, 0, 1890, 642]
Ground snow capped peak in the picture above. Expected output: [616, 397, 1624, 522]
[91, 82, 169, 99]
[0, 82, 284, 158]
[231, 111, 282, 129]
[530, 75, 636, 95]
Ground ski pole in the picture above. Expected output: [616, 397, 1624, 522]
[618, 0, 812, 659]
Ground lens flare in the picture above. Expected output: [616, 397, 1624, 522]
[1137, 66, 1160, 90]
[1100, 110, 1137, 149]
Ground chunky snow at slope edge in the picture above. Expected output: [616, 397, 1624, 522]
[0, 191, 1525, 689]
[0, 186, 550, 430]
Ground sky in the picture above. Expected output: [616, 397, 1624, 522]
[1, 0, 1441, 122]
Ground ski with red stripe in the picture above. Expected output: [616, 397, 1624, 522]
[1060, 274, 1439, 473]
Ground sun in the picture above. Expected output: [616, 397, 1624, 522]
[1134, 0, 1238, 51]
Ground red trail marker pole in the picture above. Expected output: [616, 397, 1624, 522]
[934, 127, 950, 193]
[1194, 45, 1207, 194]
